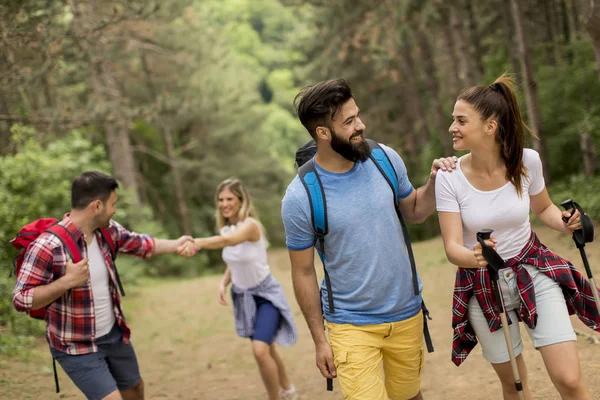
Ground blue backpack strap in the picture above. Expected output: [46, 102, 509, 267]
[368, 139, 401, 202]
[366, 139, 419, 296]
[366, 139, 434, 353]
[298, 160, 335, 314]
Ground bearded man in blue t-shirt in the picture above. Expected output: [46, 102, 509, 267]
[281, 79, 456, 400]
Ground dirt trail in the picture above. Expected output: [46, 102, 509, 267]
[1, 226, 599, 399]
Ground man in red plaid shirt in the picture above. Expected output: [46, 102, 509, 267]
[13, 171, 194, 400]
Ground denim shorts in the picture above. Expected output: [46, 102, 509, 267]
[50, 323, 141, 400]
[250, 295, 282, 345]
[468, 264, 576, 364]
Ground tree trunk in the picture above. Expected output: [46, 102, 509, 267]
[450, 4, 479, 85]
[580, 132, 598, 176]
[567, 0, 581, 37]
[68, 0, 140, 205]
[415, 26, 453, 156]
[464, 0, 485, 79]
[542, 0, 559, 64]
[558, 0, 572, 44]
[162, 126, 191, 235]
[585, 0, 600, 81]
[500, 1, 522, 74]
[399, 38, 431, 149]
[140, 53, 191, 235]
[509, 0, 550, 182]
[439, 10, 463, 93]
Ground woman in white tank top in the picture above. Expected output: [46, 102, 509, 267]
[436, 74, 596, 399]
[180, 178, 298, 400]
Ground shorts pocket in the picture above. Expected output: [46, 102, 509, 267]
[333, 350, 358, 397]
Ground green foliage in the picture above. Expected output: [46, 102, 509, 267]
[2, 0, 600, 354]
[0, 127, 208, 354]
[0, 127, 111, 353]
[549, 175, 600, 222]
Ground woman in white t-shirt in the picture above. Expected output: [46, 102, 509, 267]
[181, 178, 298, 400]
[436, 74, 597, 400]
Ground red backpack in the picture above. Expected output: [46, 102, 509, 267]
[10, 218, 124, 320]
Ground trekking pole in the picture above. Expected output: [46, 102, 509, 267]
[477, 229, 525, 400]
[560, 199, 600, 312]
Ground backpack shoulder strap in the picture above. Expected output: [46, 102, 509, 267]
[367, 139, 419, 296]
[366, 139, 400, 203]
[298, 160, 328, 237]
[367, 139, 434, 352]
[99, 228, 117, 261]
[297, 160, 334, 313]
[98, 227, 125, 297]
[45, 224, 82, 264]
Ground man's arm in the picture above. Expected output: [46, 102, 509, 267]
[398, 179, 435, 224]
[13, 241, 89, 312]
[109, 220, 192, 257]
[398, 156, 458, 223]
[152, 236, 193, 255]
[289, 247, 336, 379]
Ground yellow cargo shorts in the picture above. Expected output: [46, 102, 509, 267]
[326, 311, 424, 400]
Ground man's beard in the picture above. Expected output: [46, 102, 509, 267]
[330, 127, 371, 162]
[95, 212, 111, 229]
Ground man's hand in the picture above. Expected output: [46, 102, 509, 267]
[430, 156, 458, 180]
[316, 341, 337, 379]
[63, 257, 89, 288]
[175, 236, 196, 257]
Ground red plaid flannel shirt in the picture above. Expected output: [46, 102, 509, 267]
[452, 231, 600, 366]
[13, 215, 155, 355]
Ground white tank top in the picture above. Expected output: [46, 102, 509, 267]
[88, 235, 116, 337]
[221, 220, 270, 290]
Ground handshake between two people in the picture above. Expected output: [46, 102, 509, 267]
[175, 236, 200, 258]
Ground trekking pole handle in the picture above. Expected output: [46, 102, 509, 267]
[560, 199, 576, 223]
[477, 229, 493, 242]
[477, 229, 505, 282]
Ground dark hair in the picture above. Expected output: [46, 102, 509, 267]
[293, 79, 353, 138]
[457, 73, 537, 196]
[71, 171, 119, 209]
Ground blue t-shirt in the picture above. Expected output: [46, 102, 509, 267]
[281, 143, 422, 325]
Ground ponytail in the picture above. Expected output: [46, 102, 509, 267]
[458, 73, 536, 196]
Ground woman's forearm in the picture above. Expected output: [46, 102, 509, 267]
[536, 204, 570, 233]
[195, 235, 227, 250]
[220, 268, 231, 287]
[445, 243, 481, 269]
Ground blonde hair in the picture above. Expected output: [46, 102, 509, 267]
[215, 178, 269, 245]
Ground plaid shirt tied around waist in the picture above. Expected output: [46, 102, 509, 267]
[231, 274, 297, 347]
[452, 231, 600, 366]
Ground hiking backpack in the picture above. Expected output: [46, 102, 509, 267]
[10, 218, 125, 320]
[10, 218, 125, 393]
[295, 139, 434, 353]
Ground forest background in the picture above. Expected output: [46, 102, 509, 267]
[1, 0, 599, 355]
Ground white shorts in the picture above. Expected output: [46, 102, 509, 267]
[468, 264, 576, 364]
